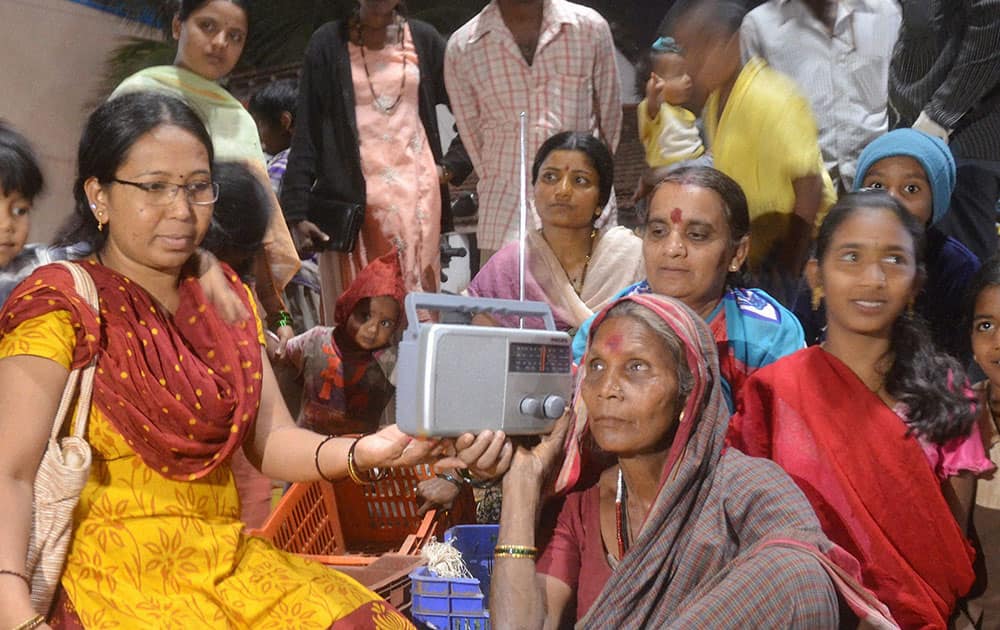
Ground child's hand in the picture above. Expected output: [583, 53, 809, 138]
[194, 250, 251, 324]
[645, 73, 666, 118]
[267, 325, 294, 360]
[417, 477, 462, 515]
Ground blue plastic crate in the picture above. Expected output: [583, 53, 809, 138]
[412, 611, 490, 630]
[443, 524, 498, 607]
[411, 525, 499, 630]
[411, 567, 485, 614]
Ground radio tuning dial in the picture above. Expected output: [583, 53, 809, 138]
[542, 395, 567, 419]
[520, 395, 567, 420]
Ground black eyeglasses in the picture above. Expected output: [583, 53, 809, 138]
[111, 179, 220, 206]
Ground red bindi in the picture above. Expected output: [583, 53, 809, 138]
[670, 207, 683, 224]
[604, 334, 624, 352]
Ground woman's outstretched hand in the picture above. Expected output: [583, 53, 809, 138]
[354, 425, 445, 470]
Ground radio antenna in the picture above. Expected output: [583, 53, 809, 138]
[518, 111, 527, 327]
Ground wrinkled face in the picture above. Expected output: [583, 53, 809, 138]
[860, 156, 934, 226]
[172, 1, 248, 81]
[971, 285, 1000, 386]
[643, 182, 746, 318]
[90, 124, 214, 276]
[582, 316, 681, 457]
[0, 189, 32, 267]
[533, 149, 602, 230]
[652, 52, 694, 105]
[345, 296, 400, 350]
[809, 207, 919, 339]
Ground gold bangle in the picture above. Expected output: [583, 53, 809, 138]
[12, 614, 45, 630]
[347, 437, 387, 485]
[347, 437, 366, 484]
[494, 544, 538, 560]
[495, 551, 537, 561]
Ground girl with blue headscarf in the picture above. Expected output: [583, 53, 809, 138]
[855, 129, 979, 359]
[798, 128, 979, 358]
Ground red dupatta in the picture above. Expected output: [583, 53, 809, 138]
[729, 346, 974, 629]
[0, 260, 262, 481]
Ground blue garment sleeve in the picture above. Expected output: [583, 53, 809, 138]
[724, 288, 805, 373]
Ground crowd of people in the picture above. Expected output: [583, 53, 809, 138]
[0, 0, 999, 627]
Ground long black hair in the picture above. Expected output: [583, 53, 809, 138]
[56, 92, 215, 250]
[815, 190, 974, 444]
[531, 131, 615, 208]
[0, 121, 44, 201]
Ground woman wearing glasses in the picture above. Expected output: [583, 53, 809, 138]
[0, 92, 438, 629]
[111, 0, 304, 528]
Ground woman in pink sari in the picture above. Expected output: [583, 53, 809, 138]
[467, 132, 643, 333]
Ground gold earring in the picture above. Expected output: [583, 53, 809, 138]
[907, 299, 915, 317]
[679, 410, 685, 423]
[811, 287, 824, 311]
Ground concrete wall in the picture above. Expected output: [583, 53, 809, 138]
[0, 0, 159, 242]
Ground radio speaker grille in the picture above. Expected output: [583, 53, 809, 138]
[433, 333, 506, 431]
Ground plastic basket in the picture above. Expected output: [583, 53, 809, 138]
[336, 553, 424, 613]
[248, 464, 445, 565]
[410, 524, 498, 630]
[444, 525, 498, 607]
[334, 464, 439, 555]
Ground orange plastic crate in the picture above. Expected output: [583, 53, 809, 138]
[248, 464, 472, 566]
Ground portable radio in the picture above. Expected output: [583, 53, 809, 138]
[396, 293, 573, 437]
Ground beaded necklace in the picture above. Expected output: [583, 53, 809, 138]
[354, 15, 407, 115]
[615, 467, 630, 559]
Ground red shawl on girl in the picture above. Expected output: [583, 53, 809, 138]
[729, 346, 975, 629]
[0, 260, 262, 480]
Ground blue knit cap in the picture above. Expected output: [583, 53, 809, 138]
[853, 128, 956, 226]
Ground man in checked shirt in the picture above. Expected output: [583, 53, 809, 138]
[445, 0, 622, 267]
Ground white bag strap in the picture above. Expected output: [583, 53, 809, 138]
[47, 261, 99, 441]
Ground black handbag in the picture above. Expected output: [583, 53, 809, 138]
[307, 195, 365, 253]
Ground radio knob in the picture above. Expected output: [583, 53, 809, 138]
[542, 395, 567, 419]
[520, 395, 568, 420]
[519, 397, 542, 418]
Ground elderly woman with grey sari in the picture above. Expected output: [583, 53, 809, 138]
[472, 293, 897, 628]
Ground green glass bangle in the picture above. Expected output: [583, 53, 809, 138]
[270, 310, 293, 331]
